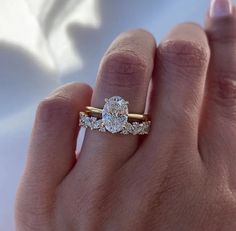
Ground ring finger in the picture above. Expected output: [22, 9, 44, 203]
[73, 29, 156, 180]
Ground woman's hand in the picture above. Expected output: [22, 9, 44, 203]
[15, 0, 236, 230]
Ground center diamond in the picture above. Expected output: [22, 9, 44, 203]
[102, 96, 128, 133]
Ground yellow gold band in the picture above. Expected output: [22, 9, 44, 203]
[85, 106, 149, 121]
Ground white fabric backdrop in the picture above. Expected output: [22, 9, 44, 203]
[0, 0, 218, 230]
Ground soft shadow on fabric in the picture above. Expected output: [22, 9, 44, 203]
[0, 42, 58, 118]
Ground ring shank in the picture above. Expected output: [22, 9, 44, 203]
[85, 106, 149, 121]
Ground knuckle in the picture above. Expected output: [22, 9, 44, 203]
[99, 51, 147, 88]
[209, 72, 236, 114]
[207, 18, 236, 44]
[36, 96, 74, 123]
[159, 40, 209, 74]
[208, 33, 236, 44]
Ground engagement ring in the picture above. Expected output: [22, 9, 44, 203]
[79, 96, 151, 135]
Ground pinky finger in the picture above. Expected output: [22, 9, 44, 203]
[15, 83, 92, 226]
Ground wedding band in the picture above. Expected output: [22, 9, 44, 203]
[79, 96, 151, 135]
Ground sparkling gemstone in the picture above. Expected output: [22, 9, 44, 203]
[80, 113, 97, 128]
[80, 113, 90, 127]
[99, 126, 106, 133]
[121, 122, 132, 135]
[139, 122, 151, 135]
[89, 117, 97, 129]
[132, 122, 143, 135]
[94, 119, 105, 131]
[102, 96, 128, 133]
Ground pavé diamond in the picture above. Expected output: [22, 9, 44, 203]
[132, 122, 143, 135]
[142, 121, 151, 134]
[94, 120, 106, 132]
[102, 96, 128, 133]
[80, 113, 91, 127]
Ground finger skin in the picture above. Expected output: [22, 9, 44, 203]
[109, 23, 211, 228]
[15, 83, 92, 229]
[72, 29, 156, 179]
[139, 23, 210, 164]
[200, 8, 236, 170]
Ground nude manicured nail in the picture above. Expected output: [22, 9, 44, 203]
[210, 0, 233, 17]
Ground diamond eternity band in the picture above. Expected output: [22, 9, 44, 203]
[80, 112, 151, 135]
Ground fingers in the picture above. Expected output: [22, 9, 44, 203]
[200, 0, 236, 165]
[18, 83, 92, 193]
[116, 24, 210, 214]
[140, 23, 210, 163]
[73, 29, 156, 178]
[130, 23, 210, 172]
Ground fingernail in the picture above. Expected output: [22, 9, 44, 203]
[210, 0, 233, 18]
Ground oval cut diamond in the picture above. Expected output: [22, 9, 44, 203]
[102, 96, 128, 133]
